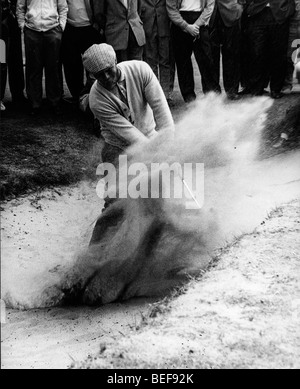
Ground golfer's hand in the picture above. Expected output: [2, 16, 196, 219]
[185, 24, 199, 37]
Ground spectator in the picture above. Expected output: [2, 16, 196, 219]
[1, 0, 9, 111]
[243, 0, 296, 99]
[61, 0, 103, 102]
[140, 0, 173, 100]
[282, 0, 300, 94]
[7, 0, 26, 105]
[166, 0, 221, 103]
[210, 0, 244, 100]
[16, 0, 68, 115]
[94, 0, 146, 63]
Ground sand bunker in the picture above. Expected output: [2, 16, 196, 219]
[2, 95, 300, 309]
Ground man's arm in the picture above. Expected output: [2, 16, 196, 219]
[57, 0, 68, 31]
[166, 0, 190, 31]
[16, 0, 26, 30]
[194, 0, 215, 28]
[91, 100, 149, 145]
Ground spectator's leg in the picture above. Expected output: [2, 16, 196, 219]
[24, 28, 44, 109]
[127, 27, 143, 61]
[61, 24, 85, 100]
[158, 36, 172, 98]
[269, 20, 290, 95]
[169, 35, 176, 97]
[44, 26, 63, 109]
[193, 26, 221, 94]
[7, 15, 25, 102]
[171, 23, 195, 102]
[116, 50, 129, 63]
[283, 19, 298, 92]
[222, 19, 242, 97]
[240, 13, 250, 91]
[246, 23, 268, 95]
[209, 9, 222, 92]
[0, 60, 7, 102]
[144, 29, 159, 78]
[0, 20, 8, 105]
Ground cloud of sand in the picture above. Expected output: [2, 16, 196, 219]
[2, 95, 300, 308]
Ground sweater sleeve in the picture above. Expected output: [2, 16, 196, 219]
[16, 0, 26, 30]
[142, 62, 175, 134]
[166, 0, 189, 31]
[195, 0, 215, 27]
[90, 96, 149, 146]
[58, 0, 68, 31]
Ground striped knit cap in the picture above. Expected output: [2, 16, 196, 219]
[82, 44, 117, 74]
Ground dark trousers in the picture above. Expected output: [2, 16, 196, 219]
[61, 24, 102, 99]
[101, 143, 124, 211]
[245, 8, 290, 95]
[7, 15, 25, 100]
[144, 24, 171, 97]
[115, 27, 144, 63]
[171, 12, 220, 101]
[0, 20, 8, 100]
[210, 9, 241, 95]
[24, 26, 63, 108]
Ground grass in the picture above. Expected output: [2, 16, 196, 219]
[0, 102, 104, 200]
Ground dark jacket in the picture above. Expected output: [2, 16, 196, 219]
[245, 0, 296, 23]
[213, 0, 244, 27]
[94, 0, 146, 51]
[140, 0, 170, 37]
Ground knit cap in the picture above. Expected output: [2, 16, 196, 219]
[82, 44, 117, 74]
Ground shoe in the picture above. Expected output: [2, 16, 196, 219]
[167, 97, 175, 107]
[12, 95, 27, 105]
[184, 94, 196, 104]
[1, 101, 6, 112]
[30, 107, 41, 116]
[52, 105, 62, 115]
[270, 91, 283, 99]
[273, 133, 288, 148]
[227, 93, 240, 101]
[281, 85, 292, 95]
[238, 88, 251, 96]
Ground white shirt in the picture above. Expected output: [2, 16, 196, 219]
[180, 0, 202, 12]
[67, 0, 91, 27]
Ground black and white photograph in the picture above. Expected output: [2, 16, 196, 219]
[1, 0, 300, 371]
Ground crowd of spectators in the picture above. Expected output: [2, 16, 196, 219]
[1, 0, 299, 115]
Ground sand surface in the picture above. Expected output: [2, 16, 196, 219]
[0, 183, 158, 369]
[72, 201, 300, 369]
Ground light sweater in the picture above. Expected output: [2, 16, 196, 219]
[89, 60, 175, 149]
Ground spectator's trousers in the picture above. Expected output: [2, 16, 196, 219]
[284, 16, 300, 88]
[143, 23, 172, 97]
[7, 14, 25, 101]
[0, 19, 8, 100]
[61, 24, 102, 100]
[210, 9, 242, 96]
[24, 26, 63, 108]
[171, 11, 220, 102]
[246, 7, 290, 95]
[116, 27, 144, 63]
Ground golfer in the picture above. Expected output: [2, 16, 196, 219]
[82, 43, 175, 165]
